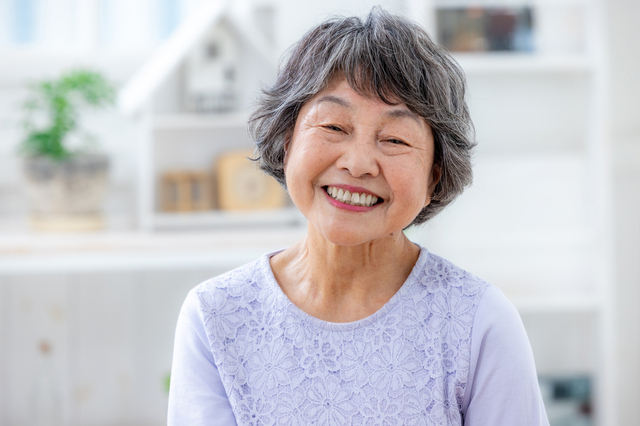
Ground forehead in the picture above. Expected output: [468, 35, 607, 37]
[314, 77, 401, 105]
[306, 78, 421, 121]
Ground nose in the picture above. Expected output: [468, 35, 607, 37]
[334, 133, 380, 178]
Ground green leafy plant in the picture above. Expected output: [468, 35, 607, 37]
[20, 69, 115, 160]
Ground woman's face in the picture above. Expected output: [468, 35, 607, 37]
[284, 78, 438, 247]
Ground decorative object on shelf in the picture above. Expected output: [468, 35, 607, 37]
[538, 375, 592, 426]
[215, 149, 286, 211]
[160, 170, 213, 212]
[437, 6, 534, 52]
[19, 69, 115, 232]
[185, 22, 239, 113]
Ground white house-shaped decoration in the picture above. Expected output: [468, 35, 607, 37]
[185, 22, 240, 113]
[117, 0, 297, 230]
[119, 0, 276, 116]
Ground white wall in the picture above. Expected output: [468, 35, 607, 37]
[606, 0, 640, 425]
[608, 0, 640, 143]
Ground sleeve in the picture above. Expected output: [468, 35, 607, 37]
[167, 289, 237, 426]
[461, 285, 549, 426]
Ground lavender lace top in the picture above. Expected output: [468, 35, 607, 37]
[168, 247, 549, 425]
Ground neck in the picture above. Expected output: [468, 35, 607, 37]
[270, 223, 420, 322]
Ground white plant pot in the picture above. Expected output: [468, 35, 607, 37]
[23, 154, 109, 231]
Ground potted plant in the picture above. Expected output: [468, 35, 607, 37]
[20, 69, 115, 231]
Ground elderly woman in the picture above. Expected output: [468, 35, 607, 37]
[168, 9, 548, 426]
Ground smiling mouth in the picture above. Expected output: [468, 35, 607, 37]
[324, 186, 381, 207]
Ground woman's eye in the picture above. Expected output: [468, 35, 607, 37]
[323, 125, 343, 132]
[386, 138, 408, 146]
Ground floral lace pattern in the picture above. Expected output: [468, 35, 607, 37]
[196, 249, 489, 425]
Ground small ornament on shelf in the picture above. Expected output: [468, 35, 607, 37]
[160, 171, 214, 212]
[538, 375, 592, 426]
[437, 6, 534, 52]
[215, 149, 287, 211]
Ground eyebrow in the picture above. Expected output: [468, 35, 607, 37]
[316, 95, 351, 109]
[315, 95, 422, 125]
[385, 108, 422, 125]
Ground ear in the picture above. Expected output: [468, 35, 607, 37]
[424, 164, 442, 207]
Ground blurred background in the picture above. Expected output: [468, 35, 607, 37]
[0, 0, 637, 425]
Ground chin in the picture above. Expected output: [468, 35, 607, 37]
[309, 221, 363, 246]
[314, 224, 398, 248]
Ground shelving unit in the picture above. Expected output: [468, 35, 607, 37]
[140, 110, 304, 230]
[115, 1, 303, 232]
[407, 0, 614, 425]
[0, 228, 306, 274]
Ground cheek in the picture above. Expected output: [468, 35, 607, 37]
[284, 138, 329, 199]
[288, 139, 331, 175]
[394, 160, 432, 198]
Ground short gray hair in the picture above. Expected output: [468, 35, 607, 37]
[249, 8, 475, 225]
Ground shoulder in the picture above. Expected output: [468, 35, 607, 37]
[409, 249, 523, 363]
[179, 255, 268, 336]
[412, 249, 492, 303]
[418, 248, 527, 348]
[414, 249, 521, 339]
[190, 254, 271, 312]
[474, 285, 522, 330]
[196, 256, 264, 294]
[183, 253, 283, 348]
[470, 284, 531, 362]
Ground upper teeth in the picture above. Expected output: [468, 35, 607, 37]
[326, 186, 379, 207]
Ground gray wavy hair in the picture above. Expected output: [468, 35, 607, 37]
[249, 8, 475, 225]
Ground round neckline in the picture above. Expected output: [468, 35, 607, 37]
[259, 245, 429, 331]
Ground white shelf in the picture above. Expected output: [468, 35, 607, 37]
[453, 53, 593, 74]
[0, 248, 277, 274]
[0, 227, 307, 274]
[151, 207, 306, 229]
[0, 249, 264, 274]
[153, 113, 250, 129]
